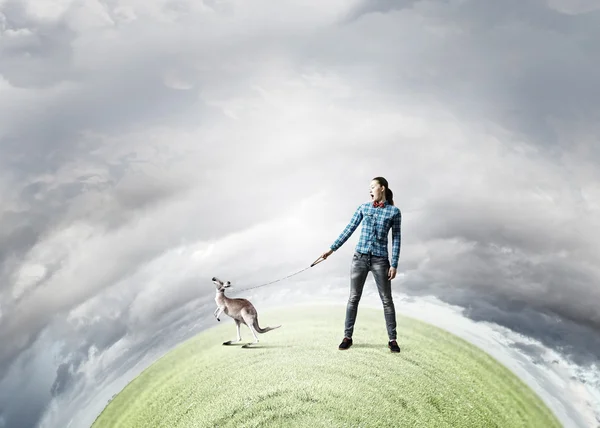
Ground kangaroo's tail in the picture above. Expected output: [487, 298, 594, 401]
[253, 317, 282, 334]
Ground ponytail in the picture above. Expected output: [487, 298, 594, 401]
[385, 188, 394, 206]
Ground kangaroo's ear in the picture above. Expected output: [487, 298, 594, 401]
[212, 277, 223, 286]
[225, 281, 232, 287]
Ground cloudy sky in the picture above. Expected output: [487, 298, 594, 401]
[1, 0, 600, 427]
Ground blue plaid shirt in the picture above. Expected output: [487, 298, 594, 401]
[330, 201, 402, 268]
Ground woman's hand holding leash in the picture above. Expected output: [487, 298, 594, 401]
[321, 249, 333, 260]
[311, 249, 333, 267]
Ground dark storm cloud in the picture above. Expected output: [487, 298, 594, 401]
[457, 289, 600, 367]
[399, 196, 600, 367]
[50, 316, 129, 397]
[328, 0, 600, 152]
[0, 296, 214, 428]
[51, 363, 84, 397]
[453, 0, 600, 149]
[0, 335, 55, 428]
[509, 341, 547, 365]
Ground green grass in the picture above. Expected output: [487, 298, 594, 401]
[92, 305, 561, 428]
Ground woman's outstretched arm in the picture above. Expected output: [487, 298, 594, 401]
[321, 205, 363, 259]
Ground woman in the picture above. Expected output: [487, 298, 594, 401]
[321, 176, 402, 353]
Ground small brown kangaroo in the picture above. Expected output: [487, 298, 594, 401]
[212, 277, 281, 348]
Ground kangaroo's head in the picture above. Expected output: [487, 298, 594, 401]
[212, 277, 231, 292]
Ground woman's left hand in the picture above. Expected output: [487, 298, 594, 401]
[388, 267, 397, 280]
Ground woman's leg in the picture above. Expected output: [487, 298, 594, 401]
[370, 255, 397, 341]
[343, 252, 369, 339]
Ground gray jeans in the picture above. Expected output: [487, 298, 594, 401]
[344, 252, 397, 341]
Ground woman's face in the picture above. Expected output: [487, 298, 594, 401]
[369, 180, 385, 201]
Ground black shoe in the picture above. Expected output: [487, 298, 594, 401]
[339, 337, 353, 350]
[388, 340, 400, 353]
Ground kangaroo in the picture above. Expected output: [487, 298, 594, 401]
[212, 277, 281, 348]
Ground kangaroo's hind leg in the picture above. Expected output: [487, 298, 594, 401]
[223, 319, 242, 345]
[241, 314, 260, 348]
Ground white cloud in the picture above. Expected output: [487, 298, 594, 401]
[22, 0, 72, 21]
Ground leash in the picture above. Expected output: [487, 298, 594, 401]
[228, 256, 326, 294]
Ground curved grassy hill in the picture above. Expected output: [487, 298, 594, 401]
[92, 305, 561, 428]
